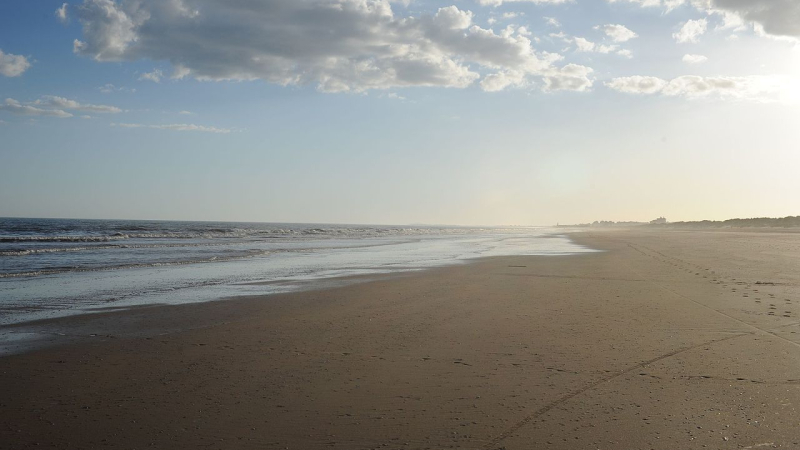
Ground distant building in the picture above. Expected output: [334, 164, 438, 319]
[650, 217, 667, 224]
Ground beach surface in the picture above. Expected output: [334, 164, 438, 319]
[2, 229, 800, 449]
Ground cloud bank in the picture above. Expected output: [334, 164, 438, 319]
[606, 75, 790, 101]
[113, 122, 232, 133]
[0, 99, 73, 118]
[0, 96, 122, 118]
[71, 0, 592, 93]
[477, 0, 573, 6]
[34, 96, 123, 114]
[711, 0, 800, 38]
[609, 0, 800, 39]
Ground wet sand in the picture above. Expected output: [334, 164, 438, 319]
[1, 230, 800, 449]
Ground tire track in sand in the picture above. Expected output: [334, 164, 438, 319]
[481, 332, 750, 449]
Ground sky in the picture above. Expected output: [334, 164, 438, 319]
[0, 0, 799, 226]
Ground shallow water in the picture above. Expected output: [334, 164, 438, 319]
[0, 218, 595, 326]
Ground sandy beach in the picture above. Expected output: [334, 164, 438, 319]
[2, 229, 799, 449]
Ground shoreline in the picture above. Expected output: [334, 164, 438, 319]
[0, 252, 593, 357]
[0, 268, 430, 357]
[2, 229, 799, 449]
[0, 226, 594, 329]
[0, 231, 597, 356]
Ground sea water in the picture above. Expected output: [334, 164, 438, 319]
[0, 218, 595, 326]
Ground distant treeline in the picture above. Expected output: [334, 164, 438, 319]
[559, 216, 800, 228]
[653, 216, 800, 228]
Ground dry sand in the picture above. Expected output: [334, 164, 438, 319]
[1, 229, 800, 449]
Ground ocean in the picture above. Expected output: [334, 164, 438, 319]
[0, 218, 595, 327]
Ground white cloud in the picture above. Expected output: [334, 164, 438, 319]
[478, 0, 573, 6]
[99, 83, 135, 93]
[605, 0, 688, 12]
[617, 49, 633, 58]
[0, 49, 31, 77]
[595, 24, 638, 42]
[34, 96, 122, 113]
[544, 64, 594, 92]
[73, 0, 141, 60]
[0, 96, 122, 118]
[664, 0, 688, 12]
[606, 76, 668, 94]
[435, 6, 474, 30]
[555, 31, 632, 58]
[573, 37, 619, 54]
[714, 9, 746, 32]
[113, 122, 232, 133]
[544, 17, 561, 28]
[606, 0, 662, 8]
[673, 18, 708, 43]
[480, 70, 527, 92]
[72, 0, 588, 93]
[0, 99, 73, 118]
[56, 3, 69, 23]
[171, 65, 191, 80]
[607, 74, 792, 101]
[682, 54, 708, 64]
[574, 37, 596, 52]
[661, 75, 750, 98]
[139, 69, 163, 83]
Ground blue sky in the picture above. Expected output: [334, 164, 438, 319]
[1, 0, 799, 225]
